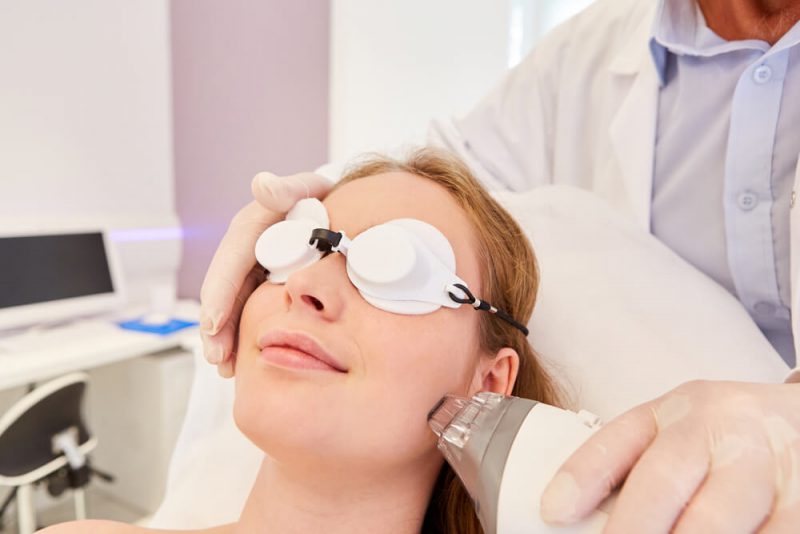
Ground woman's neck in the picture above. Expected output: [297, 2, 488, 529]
[698, 0, 800, 44]
[234, 454, 442, 534]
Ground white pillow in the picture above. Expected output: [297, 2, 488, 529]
[149, 185, 788, 528]
[495, 186, 788, 419]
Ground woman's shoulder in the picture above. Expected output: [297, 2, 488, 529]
[38, 519, 235, 534]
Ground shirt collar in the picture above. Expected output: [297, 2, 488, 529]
[649, 0, 776, 85]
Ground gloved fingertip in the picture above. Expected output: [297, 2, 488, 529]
[540, 472, 581, 524]
[203, 339, 225, 365]
[199, 308, 224, 335]
[254, 172, 285, 199]
[217, 357, 235, 378]
[199, 311, 213, 334]
[253, 173, 300, 212]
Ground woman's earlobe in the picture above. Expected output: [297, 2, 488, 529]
[480, 347, 519, 396]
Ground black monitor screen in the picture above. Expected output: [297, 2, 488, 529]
[0, 232, 114, 309]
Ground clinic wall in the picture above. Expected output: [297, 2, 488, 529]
[328, 0, 597, 164]
[171, 0, 330, 299]
[328, 0, 511, 163]
[0, 0, 174, 224]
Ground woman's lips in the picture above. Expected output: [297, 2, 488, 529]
[257, 330, 347, 373]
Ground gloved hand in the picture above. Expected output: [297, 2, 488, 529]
[541, 380, 800, 533]
[199, 171, 333, 377]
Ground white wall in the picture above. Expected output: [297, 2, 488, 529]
[329, 0, 511, 163]
[328, 0, 596, 165]
[509, 0, 596, 67]
[0, 0, 179, 308]
[0, 0, 174, 223]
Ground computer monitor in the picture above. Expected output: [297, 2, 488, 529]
[0, 228, 125, 331]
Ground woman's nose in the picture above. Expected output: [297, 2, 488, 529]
[283, 256, 347, 321]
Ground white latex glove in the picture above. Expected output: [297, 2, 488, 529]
[541, 380, 800, 533]
[199, 171, 333, 377]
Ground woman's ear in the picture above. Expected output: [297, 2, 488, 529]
[470, 347, 519, 397]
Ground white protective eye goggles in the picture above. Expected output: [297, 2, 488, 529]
[254, 198, 529, 336]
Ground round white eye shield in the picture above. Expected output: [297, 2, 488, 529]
[254, 198, 529, 336]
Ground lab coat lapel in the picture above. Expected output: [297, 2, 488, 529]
[607, 2, 660, 231]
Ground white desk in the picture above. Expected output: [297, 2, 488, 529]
[0, 301, 200, 391]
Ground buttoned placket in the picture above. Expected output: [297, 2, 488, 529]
[723, 45, 793, 325]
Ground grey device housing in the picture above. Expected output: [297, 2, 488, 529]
[428, 392, 537, 534]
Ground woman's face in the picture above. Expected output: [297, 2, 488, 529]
[234, 171, 492, 472]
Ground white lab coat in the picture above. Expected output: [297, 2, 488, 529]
[429, 0, 800, 378]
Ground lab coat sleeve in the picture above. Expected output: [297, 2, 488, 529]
[427, 19, 576, 193]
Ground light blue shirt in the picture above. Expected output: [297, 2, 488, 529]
[650, 0, 799, 366]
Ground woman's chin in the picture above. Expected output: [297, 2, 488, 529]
[235, 419, 327, 460]
[233, 397, 338, 452]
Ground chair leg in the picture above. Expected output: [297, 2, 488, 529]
[15, 484, 35, 534]
[73, 488, 87, 520]
[0, 487, 18, 528]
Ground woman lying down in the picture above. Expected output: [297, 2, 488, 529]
[43, 148, 562, 534]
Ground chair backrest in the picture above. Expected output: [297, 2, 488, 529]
[0, 372, 96, 486]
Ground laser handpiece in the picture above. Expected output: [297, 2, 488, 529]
[428, 392, 612, 533]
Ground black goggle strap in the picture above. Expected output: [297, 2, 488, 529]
[309, 228, 346, 255]
[447, 283, 529, 337]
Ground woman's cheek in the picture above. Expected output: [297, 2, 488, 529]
[364, 316, 438, 374]
[239, 285, 276, 336]
[233, 371, 267, 444]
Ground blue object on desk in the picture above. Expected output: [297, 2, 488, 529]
[117, 318, 198, 336]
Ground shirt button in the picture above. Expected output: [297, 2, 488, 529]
[753, 65, 772, 84]
[737, 191, 758, 211]
[754, 301, 776, 316]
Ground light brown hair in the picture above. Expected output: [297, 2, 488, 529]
[336, 147, 562, 534]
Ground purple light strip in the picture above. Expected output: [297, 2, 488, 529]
[109, 227, 184, 242]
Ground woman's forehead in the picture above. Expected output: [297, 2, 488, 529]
[324, 172, 469, 239]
